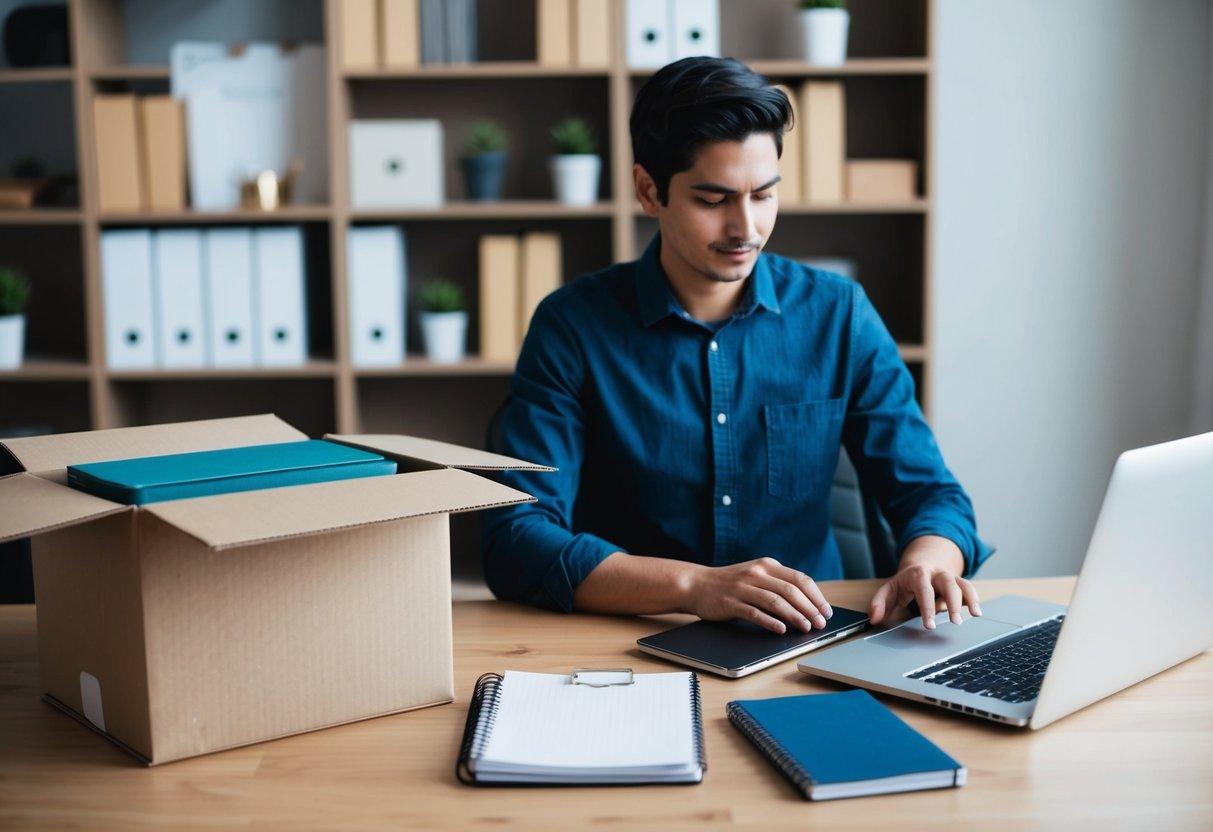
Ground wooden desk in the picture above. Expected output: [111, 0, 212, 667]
[1, 578, 1210, 830]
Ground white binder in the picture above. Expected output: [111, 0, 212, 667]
[671, 0, 719, 60]
[151, 229, 208, 368]
[626, 0, 672, 68]
[253, 227, 308, 366]
[203, 228, 257, 367]
[100, 230, 157, 369]
[347, 225, 406, 367]
[348, 119, 444, 209]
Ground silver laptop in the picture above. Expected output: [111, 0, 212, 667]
[799, 431, 1213, 729]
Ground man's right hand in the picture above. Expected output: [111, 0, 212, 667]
[682, 557, 833, 634]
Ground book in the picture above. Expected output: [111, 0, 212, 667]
[138, 96, 186, 211]
[457, 670, 706, 785]
[727, 689, 965, 801]
[382, 0, 421, 67]
[478, 234, 520, 363]
[801, 81, 846, 202]
[92, 94, 144, 211]
[537, 0, 572, 66]
[518, 231, 562, 344]
[67, 439, 397, 506]
[573, 0, 611, 68]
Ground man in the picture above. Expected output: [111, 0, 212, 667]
[481, 57, 993, 634]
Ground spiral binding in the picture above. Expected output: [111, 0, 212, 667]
[726, 701, 813, 796]
[455, 672, 504, 785]
[689, 673, 708, 774]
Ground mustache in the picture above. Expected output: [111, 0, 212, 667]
[712, 242, 761, 252]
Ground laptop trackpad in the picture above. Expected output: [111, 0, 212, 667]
[866, 615, 1019, 650]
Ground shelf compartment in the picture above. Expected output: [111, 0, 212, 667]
[0, 225, 88, 365]
[720, 0, 928, 60]
[349, 201, 614, 221]
[0, 380, 92, 436]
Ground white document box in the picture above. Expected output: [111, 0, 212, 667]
[348, 119, 445, 209]
[626, 0, 672, 67]
[100, 229, 156, 369]
[152, 229, 208, 368]
[204, 228, 258, 367]
[253, 227, 308, 366]
[671, 0, 720, 60]
[347, 225, 407, 367]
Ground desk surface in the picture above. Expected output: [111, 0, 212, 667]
[1, 577, 1210, 830]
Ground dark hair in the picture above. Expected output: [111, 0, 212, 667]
[630, 57, 793, 205]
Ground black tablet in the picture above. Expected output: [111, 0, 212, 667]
[636, 607, 870, 678]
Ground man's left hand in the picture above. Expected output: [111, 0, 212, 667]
[868, 535, 982, 629]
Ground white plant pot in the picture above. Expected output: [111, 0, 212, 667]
[419, 310, 468, 364]
[550, 154, 602, 206]
[800, 8, 850, 66]
[0, 314, 25, 369]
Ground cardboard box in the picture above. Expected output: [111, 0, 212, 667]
[537, 0, 572, 66]
[479, 234, 520, 363]
[92, 94, 144, 212]
[0, 414, 547, 765]
[339, 0, 379, 69]
[518, 231, 562, 343]
[846, 159, 918, 202]
[382, 0, 421, 68]
[801, 81, 846, 203]
[138, 96, 187, 211]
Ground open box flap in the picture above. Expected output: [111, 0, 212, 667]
[143, 467, 536, 550]
[0, 473, 131, 544]
[1, 414, 306, 477]
[324, 433, 556, 473]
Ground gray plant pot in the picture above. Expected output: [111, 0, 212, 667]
[460, 151, 507, 201]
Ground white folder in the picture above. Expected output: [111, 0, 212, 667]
[626, 0, 672, 68]
[151, 229, 208, 368]
[100, 229, 157, 369]
[671, 0, 719, 59]
[347, 225, 406, 367]
[253, 226, 308, 366]
[203, 228, 258, 367]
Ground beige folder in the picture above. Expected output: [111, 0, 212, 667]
[518, 232, 562, 343]
[774, 83, 803, 203]
[339, 0, 379, 69]
[139, 96, 186, 211]
[479, 235, 521, 363]
[846, 159, 918, 202]
[93, 94, 144, 212]
[573, 0, 611, 68]
[382, 0, 420, 67]
[801, 81, 847, 202]
[537, 0, 572, 66]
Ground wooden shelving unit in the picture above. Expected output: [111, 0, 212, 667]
[1, 0, 936, 449]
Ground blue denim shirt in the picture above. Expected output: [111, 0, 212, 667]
[480, 231, 993, 612]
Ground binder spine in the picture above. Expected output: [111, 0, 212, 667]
[689, 673, 708, 774]
[726, 701, 814, 797]
[456, 672, 504, 784]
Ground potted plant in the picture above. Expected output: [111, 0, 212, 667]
[460, 120, 509, 202]
[418, 278, 468, 364]
[798, 0, 849, 66]
[0, 266, 31, 369]
[549, 116, 601, 206]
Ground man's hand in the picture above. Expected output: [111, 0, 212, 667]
[869, 535, 982, 629]
[684, 557, 833, 634]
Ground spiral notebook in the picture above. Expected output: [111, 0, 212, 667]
[457, 670, 706, 785]
[727, 690, 964, 801]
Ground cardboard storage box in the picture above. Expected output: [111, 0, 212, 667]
[0, 414, 549, 765]
[845, 159, 919, 202]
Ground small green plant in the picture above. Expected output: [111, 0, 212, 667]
[550, 116, 598, 156]
[800, 0, 845, 9]
[420, 279, 465, 313]
[464, 120, 508, 156]
[0, 266, 30, 316]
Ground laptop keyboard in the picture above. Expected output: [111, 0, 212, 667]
[906, 615, 1065, 704]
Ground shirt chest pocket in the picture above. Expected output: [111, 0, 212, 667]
[764, 397, 846, 500]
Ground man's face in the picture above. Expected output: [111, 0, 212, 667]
[639, 132, 781, 285]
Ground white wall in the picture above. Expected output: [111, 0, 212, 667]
[933, 0, 1211, 577]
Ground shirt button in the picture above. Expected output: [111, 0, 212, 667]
[709, 340, 719, 352]
[716, 412, 727, 424]
[721, 494, 732, 506]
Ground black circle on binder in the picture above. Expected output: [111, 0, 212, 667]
[226, 328, 240, 343]
[386, 157, 403, 175]
[274, 327, 288, 342]
[177, 329, 190, 344]
[644, 29, 657, 42]
[690, 29, 702, 41]
[371, 327, 384, 341]
[125, 330, 139, 344]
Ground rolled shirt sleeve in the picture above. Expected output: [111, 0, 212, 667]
[480, 297, 625, 611]
[841, 283, 995, 576]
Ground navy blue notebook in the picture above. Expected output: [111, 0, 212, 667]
[727, 689, 965, 800]
[67, 440, 397, 505]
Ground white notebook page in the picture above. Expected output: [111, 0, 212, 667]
[478, 671, 696, 771]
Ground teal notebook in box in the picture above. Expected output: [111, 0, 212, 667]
[66, 439, 397, 505]
[727, 689, 965, 801]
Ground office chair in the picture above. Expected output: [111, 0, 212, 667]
[483, 396, 899, 580]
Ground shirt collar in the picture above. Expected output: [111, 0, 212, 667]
[635, 231, 781, 328]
